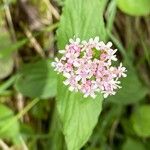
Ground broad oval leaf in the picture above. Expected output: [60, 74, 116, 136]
[15, 59, 57, 99]
[117, 0, 150, 16]
[57, 75, 103, 150]
[56, 0, 106, 149]
[131, 105, 150, 138]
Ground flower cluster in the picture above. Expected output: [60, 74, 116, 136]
[52, 37, 127, 99]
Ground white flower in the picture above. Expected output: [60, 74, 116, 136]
[117, 63, 127, 77]
[69, 38, 80, 44]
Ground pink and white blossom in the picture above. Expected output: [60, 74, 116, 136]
[52, 37, 127, 99]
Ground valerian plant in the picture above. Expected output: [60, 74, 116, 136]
[52, 0, 127, 150]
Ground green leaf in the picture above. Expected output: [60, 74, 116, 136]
[107, 68, 148, 105]
[56, 0, 106, 149]
[131, 105, 150, 138]
[57, 75, 103, 150]
[0, 28, 14, 80]
[57, 0, 107, 49]
[0, 104, 19, 140]
[0, 28, 12, 52]
[0, 56, 14, 80]
[15, 59, 57, 99]
[117, 0, 150, 16]
[56, 0, 106, 148]
[122, 138, 146, 150]
[0, 28, 26, 58]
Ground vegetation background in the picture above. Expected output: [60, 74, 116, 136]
[0, 0, 150, 150]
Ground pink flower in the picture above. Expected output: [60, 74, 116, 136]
[80, 80, 97, 98]
[75, 60, 91, 83]
[63, 73, 79, 92]
[64, 63, 73, 72]
[52, 37, 127, 99]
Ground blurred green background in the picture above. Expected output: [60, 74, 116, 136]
[0, 0, 150, 150]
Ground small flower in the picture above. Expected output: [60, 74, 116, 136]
[69, 37, 80, 44]
[106, 49, 117, 63]
[51, 57, 64, 73]
[117, 63, 127, 78]
[52, 37, 127, 99]
[63, 73, 79, 92]
[80, 80, 97, 98]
